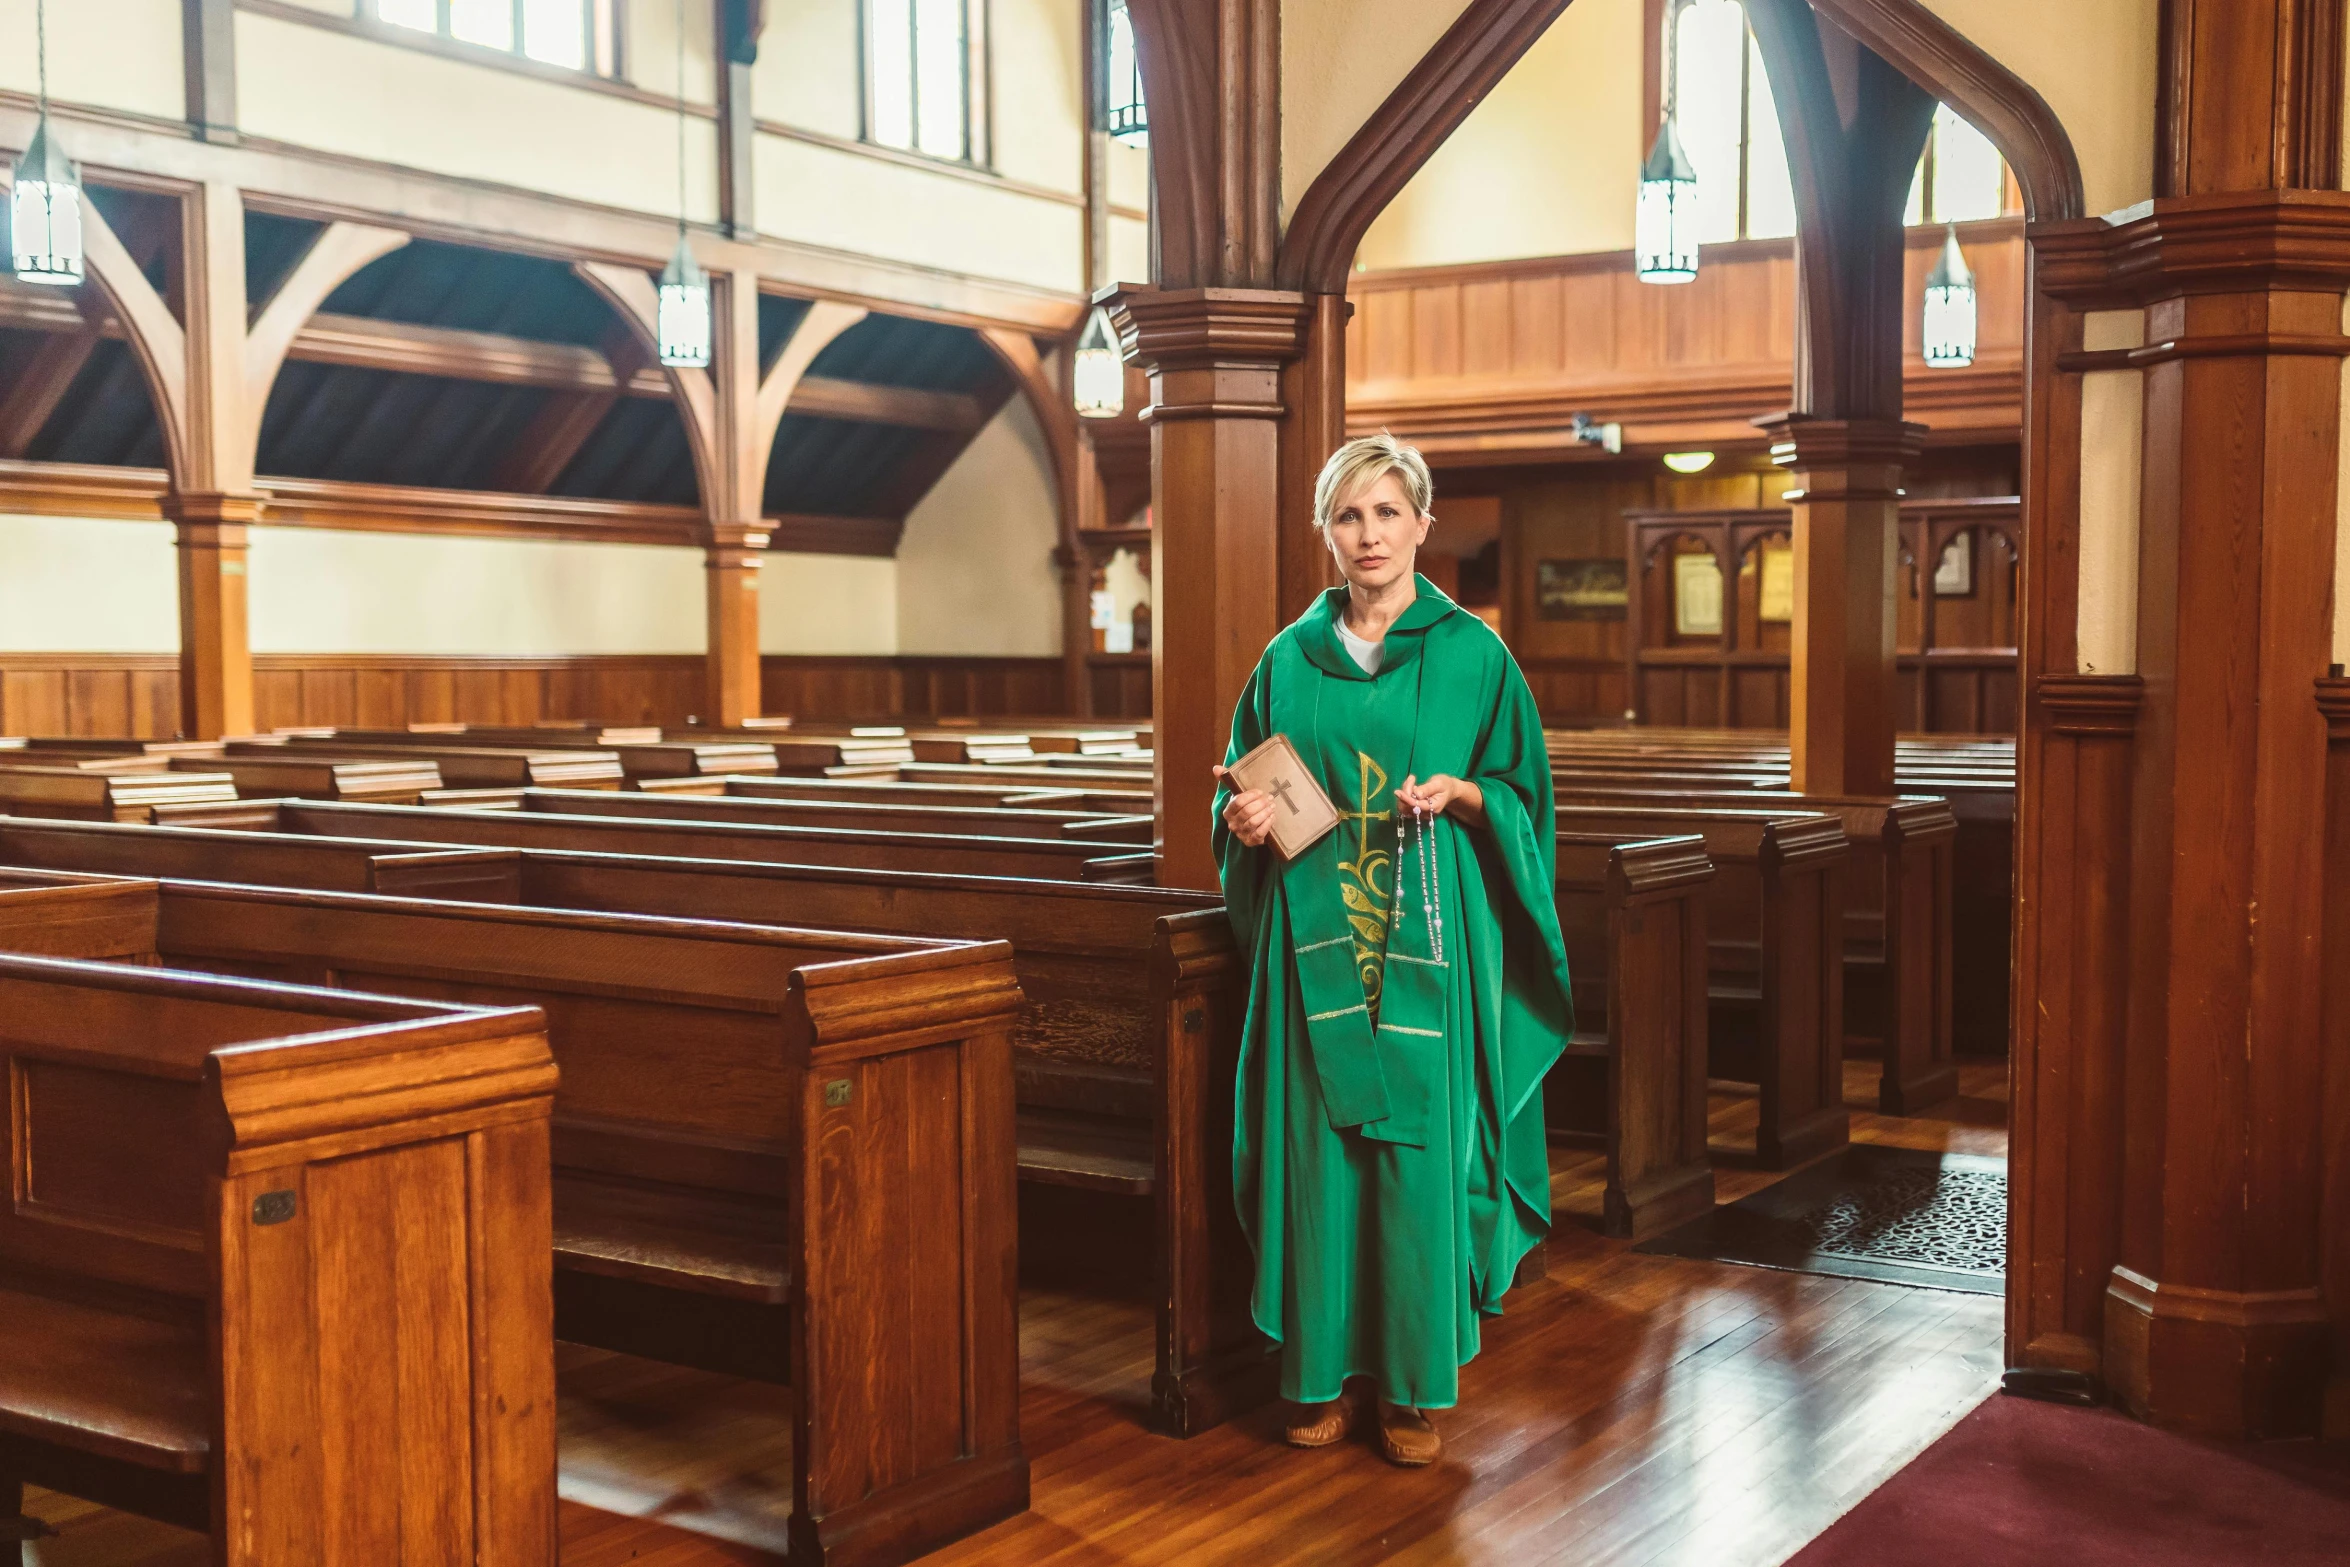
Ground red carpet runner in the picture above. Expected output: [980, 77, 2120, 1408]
[1787, 1393, 2350, 1567]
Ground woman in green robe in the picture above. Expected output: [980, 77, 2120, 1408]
[1212, 433, 1575, 1467]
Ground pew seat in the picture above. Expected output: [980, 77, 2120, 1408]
[0, 1288, 208, 1478]
[552, 1176, 792, 1303]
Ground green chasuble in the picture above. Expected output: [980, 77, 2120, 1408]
[1213, 576, 1574, 1408]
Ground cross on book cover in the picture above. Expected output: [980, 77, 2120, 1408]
[1229, 734, 1339, 859]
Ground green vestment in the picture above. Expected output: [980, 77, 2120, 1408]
[1213, 577, 1575, 1408]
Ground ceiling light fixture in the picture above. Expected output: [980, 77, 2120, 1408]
[655, 0, 710, 368]
[1922, 222, 1977, 370]
[10, 0, 84, 288]
[1073, 305, 1125, 419]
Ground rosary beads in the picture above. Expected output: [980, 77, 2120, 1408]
[1398, 803, 1445, 964]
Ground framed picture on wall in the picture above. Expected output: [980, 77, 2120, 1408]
[1674, 552, 1725, 636]
[1758, 542, 1795, 623]
[1534, 558, 1629, 620]
[1934, 532, 1975, 596]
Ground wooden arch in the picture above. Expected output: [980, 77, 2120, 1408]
[1276, 0, 2084, 293]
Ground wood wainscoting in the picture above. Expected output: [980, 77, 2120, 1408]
[0, 653, 1117, 738]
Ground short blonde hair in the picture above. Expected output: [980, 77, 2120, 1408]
[1313, 432, 1434, 531]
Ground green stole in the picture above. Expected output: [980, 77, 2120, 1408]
[1271, 588, 1458, 1150]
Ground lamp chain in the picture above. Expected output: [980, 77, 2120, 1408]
[674, 0, 687, 240]
[37, 0, 48, 112]
[1664, 0, 1679, 122]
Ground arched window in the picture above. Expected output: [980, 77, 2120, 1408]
[373, 0, 621, 76]
[1099, 0, 1148, 145]
[1658, 1, 2016, 242]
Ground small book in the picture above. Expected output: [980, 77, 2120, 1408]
[1229, 733, 1338, 859]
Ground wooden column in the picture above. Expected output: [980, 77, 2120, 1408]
[1110, 288, 1310, 890]
[1758, 417, 1921, 797]
[2321, 674, 2350, 1438]
[166, 492, 258, 738]
[2018, 0, 2350, 1438]
[706, 267, 767, 725]
[1746, 0, 1936, 796]
[181, 0, 237, 144]
[1275, 293, 1347, 622]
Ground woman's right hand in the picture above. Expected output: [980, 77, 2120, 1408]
[1213, 765, 1278, 848]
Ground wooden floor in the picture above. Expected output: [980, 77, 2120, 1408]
[24, 1062, 2010, 1567]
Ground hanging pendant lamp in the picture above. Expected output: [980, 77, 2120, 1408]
[1922, 222, 1977, 369]
[1073, 306, 1124, 419]
[1635, 4, 1698, 285]
[11, 0, 84, 288]
[1104, 0, 1148, 146]
[655, 0, 710, 367]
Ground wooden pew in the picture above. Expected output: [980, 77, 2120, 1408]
[1555, 805, 1851, 1168]
[649, 775, 1155, 815]
[1545, 834, 1718, 1238]
[0, 817, 526, 900]
[0, 951, 556, 1564]
[498, 785, 1156, 845]
[305, 727, 782, 781]
[0, 821, 1263, 1440]
[1553, 789, 1959, 1115]
[164, 752, 445, 805]
[235, 738, 626, 790]
[0, 870, 1032, 1562]
[0, 766, 240, 821]
[165, 797, 1148, 882]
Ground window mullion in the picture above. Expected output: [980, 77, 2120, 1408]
[1736, 7, 1751, 241]
[437, 0, 453, 39]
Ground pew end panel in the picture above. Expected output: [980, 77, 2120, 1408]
[0, 956, 558, 1565]
[784, 943, 1031, 1567]
[1145, 909, 1271, 1439]
[1757, 818, 1853, 1168]
[1599, 839, 1718, 1239]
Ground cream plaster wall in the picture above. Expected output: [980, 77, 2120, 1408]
[0, 515, 180, 653]
[1109, 213, 1151, 288]
[992, 0, 1086, 195]
[754, 0, 861, 137]
[1280, 0, 1477, 223]
[1916, 0, 2158, 215]
[2076, 311, 2146, 677]
[1354, 0, 1641, 270]
[761, 554, 902, 654]
[246, 529, 707, 655]
[622, 0, 719, 106]
[752, 130, 1084, 292]
[235, 10, 722, 223]
[0, 0, 183, 123]
[1107, 138, 1149, 212]
[895, 399, 1063, 655]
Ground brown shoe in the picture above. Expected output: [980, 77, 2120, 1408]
[1377, 1402, 1441, 1467]
[1285, 1387, 1361, 1448]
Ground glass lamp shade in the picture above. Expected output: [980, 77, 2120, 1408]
[1922, 224, 1977, 369]
[10, 112, 83, 287]
[1635, 118, 1700, 285]
[1073, 307, 1124, 419]
[655, 234, 712, 369]
[1105, 0, 1148, 146]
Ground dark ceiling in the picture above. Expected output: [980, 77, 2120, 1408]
[0, 190, 1019, 527]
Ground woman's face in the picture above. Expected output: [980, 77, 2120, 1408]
[1323, 471, 1431, 594]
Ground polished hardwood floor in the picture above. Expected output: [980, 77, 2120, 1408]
[23, 1062, 2010, 1567]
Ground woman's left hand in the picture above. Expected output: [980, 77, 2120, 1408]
[1396, 774, 1484, 827]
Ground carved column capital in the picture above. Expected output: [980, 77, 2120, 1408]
[704, 520, 772, 567]
[163, 489, 265, 547]
[2036, 190, 2350, 309]
[1105, 287, 1312, 423]
[1754, 414, 1926, 502]
[2318, 675, 2350, 737]
[2037, 673, 2146, 737]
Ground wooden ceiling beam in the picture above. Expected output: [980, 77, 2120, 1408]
[485, 326, 650, 494]
[0, 289, 990, 432]
[0, 304, 101, 458]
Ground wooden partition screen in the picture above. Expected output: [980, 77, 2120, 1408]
[1623, 497, 2020, 734]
